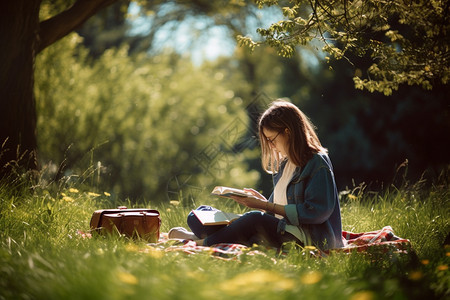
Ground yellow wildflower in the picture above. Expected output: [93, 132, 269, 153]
[145, 246, 164, 258]
[170, 200, 180, 206]
[348, 194, 357, 200]
[68, 188, 79, 193]
[104, 192, 111, 197]
[219, 270, 294, 295]
[63, 196, 74, 202]
[125, 243, 140, 253]
[350, 291, 375, 300]
[408, 271, 423, 281]
[117, 271, 138, 285]
[303, 246, 317, 251]
[88, 192, 101, 197]
[300, 270, 322, 285]
[437, 265, 448, 271]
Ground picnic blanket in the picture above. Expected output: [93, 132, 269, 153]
[151, 233, 259, 260]
[150, 226, 411, 259]
[337, 225, 411, 253]
[77, 226, 411, 259]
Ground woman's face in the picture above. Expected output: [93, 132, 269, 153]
[262, 127, 289, 158]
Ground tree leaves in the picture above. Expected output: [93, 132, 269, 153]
[243, 0, 450, 93]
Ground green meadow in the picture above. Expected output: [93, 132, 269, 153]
[1, 174, 448, 300]
[2, 2, 449, 300]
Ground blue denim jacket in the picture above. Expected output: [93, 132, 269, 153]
[269, 152, 344, 250]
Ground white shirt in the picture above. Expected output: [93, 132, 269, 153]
[273, 160, 309, 244]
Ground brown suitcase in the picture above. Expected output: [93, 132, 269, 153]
[90, 207, 161, 243]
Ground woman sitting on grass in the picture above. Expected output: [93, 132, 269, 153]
[169, 100, 344, 251]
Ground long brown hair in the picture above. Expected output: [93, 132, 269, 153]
[258, 100, 326, 173]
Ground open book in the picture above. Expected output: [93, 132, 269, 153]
[211, 186, 257, 199]
[192, 209, 242, 226]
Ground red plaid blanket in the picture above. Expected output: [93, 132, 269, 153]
[337, 225, 411, 253]
[165, 240, 249, 259]
[78, 226, 411, 259]
[154, 233, 254, 260]
[154, 226, 410, 259]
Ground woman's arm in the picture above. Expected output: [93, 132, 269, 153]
[284, 166, 337, 226]
[230, 188, 287, 217]
[264, 201, 286, 217]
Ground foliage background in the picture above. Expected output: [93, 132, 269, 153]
[35, 33, 260, 201]
[34, 0, 449, 203]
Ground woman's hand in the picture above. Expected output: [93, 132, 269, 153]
[229, 188, 268, 210]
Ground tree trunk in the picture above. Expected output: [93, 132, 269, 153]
[0, 1, 41, 180]
[0, 0, 119, 181]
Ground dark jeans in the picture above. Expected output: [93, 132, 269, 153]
[187, 205, 301, 248]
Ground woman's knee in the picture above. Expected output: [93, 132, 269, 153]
[239, 210, 266, 224]
[187, 206, 226, 238]
[187, 205, 219, 229]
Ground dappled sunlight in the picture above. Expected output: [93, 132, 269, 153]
[218, 270, 295, 295]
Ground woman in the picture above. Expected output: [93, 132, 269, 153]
[169, 100, 344, 251]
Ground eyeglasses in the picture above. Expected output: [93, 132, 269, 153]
[266, 131, 282, 145]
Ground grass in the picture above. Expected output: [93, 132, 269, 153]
[0, 175, 449, 300]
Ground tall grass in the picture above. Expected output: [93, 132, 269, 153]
[0, 174, 448, 300]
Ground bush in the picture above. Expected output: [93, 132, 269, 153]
[35, 34, 259, 202]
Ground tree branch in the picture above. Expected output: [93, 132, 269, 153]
[37, 0, 120, 53]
